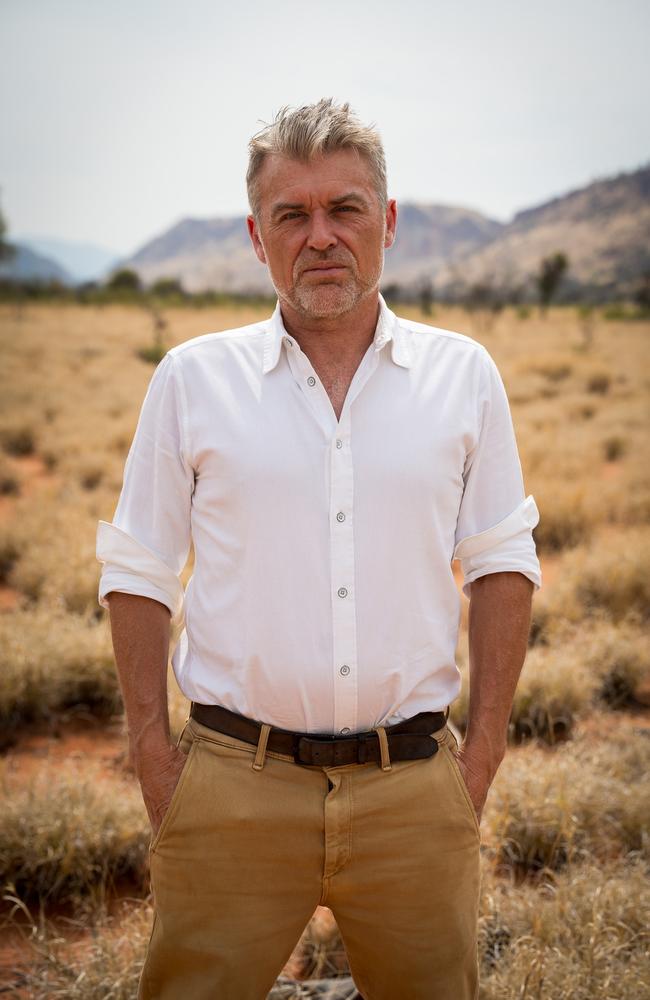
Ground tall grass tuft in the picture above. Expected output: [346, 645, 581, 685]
[0, 608, 119, 745]
[0, 767, 149, 907]
[479, 858, 650, 999]
[486, 732, 650, 875]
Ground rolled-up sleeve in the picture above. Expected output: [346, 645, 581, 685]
[453, 349, 542, 597]
[96, 352, 194, 640]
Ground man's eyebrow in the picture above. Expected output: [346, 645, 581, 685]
[270, 192, 370, 218]
[270, 201, 305, 218]
[329, 192, 369, 207]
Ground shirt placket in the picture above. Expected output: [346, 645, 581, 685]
[284, 336, 383, 734]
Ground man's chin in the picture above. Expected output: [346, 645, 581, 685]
[290, 283, 364, 319]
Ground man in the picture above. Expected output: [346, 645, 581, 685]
[96, 99, 541, 1000]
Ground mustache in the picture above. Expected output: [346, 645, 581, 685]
[296, 252, 355, 274]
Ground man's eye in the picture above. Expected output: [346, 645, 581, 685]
[280, 212, 303, 221]
[334, 205, 356, 213]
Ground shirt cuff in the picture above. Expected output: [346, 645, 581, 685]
[96, 520, 185, 638]
[453, 495, 542, 597]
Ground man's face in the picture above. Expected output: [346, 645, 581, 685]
[247, 149, 397, 320]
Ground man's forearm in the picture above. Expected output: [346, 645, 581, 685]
[452, 571, 534, 822]
[106, 591, 190, 833]
[464, 570, 534, 774]
[106, 591, 173, 762]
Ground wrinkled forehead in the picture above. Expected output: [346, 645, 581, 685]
[256, 149, 379, 215]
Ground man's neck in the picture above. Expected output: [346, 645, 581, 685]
[279, 293, 381, 373]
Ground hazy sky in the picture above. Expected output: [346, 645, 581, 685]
[2, 0, 648, 255]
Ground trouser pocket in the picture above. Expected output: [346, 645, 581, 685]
[440, 728, 481, 841]
[149, 727, 199, 855]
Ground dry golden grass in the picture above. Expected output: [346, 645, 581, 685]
[478, 858, 650, 999]
[0, 608, 118, 745]
[7, 857, 648, 999]
[485, 730, 649, 874]
[0, 763, 148, 908]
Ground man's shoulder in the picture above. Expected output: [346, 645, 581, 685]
[166, 317, 271, 363]
[393, 312, 487, 356]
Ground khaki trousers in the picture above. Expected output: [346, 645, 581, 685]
[139, 715, 481, 1000]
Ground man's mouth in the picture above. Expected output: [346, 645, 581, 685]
[302, 263, 348, 274]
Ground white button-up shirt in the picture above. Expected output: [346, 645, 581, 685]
[96, 296, 541, 735]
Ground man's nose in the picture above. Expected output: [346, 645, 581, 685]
[306, 211, 337, 251]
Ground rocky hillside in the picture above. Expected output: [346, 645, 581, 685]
[437, 164, 650, 299]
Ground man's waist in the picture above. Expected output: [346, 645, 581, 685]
[189, 701, 449, 767]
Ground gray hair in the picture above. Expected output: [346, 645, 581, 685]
[246, 98, 387, 219]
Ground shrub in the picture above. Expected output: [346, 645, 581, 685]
[0, 425, 36, 456]
[0, 456, 20, 495]
[603, 435, 626, 461]
[0, 767, 148, 906]
[0, 608, 119, 744]
[479, 858, 650, 999]
[486, 733, 650, 875]
[531, 530, 650, 642]
[508, 646, 597, 743]
[586, 371, 610, 395]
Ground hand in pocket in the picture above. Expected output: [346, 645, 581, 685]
[136, 743, 192, 836]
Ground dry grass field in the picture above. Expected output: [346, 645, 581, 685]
[0, 300, 648, 999]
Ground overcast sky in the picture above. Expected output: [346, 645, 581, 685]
[1, 0, 648, 256]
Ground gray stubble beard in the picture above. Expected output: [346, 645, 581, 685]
[280, 253, 385, 321]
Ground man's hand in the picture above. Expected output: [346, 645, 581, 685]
[451, 741, 503, 825]
[134, 743, 190, 836]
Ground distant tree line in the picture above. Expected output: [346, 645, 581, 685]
[1, 251, 649, 320]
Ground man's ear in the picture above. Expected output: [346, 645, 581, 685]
[247, 215, 267, 265]
[384, 199, 398, 250]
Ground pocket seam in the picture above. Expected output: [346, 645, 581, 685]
[443, 741, 481, 841]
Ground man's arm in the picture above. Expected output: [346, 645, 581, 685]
[107, 590, 188, 835]
[454, 570, 534, 822]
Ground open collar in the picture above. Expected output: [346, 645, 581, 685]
[262, 295, 414, 374]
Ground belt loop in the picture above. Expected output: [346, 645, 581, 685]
[252, 723, 272, 771]
[372, 725, 392, 772]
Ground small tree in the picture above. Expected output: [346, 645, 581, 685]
[633, 269, 650, 314]
[537, 252, 568, 314]
[381, 282, 402, 306]
[418, 279, 435, 317]
[461, 276, 504, 333]
[0, 195, 15, 262]
[107, 268, 142, 294]
[136, 305, 169, 365]
[151, 276, 185, 299]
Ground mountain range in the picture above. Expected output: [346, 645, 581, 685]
[4, 164, 648, 298]
[121, 163, 649, 300]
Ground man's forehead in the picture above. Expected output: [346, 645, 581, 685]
[258, 150, 377, 206]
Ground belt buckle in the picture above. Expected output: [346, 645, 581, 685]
[295, 733, 338, 766]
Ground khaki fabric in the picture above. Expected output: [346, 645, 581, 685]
[139, 717, 481, 1000]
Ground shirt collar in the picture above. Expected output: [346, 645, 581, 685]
[262, 294, 414, 374]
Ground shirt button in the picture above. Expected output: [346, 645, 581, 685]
[340, 727, 351, 735]
[337, 587, 348, 599]
[336, 512, 345, 523]
[340, 664, 350, 676]
[335, 439, 343, 449]
[307, 376, 316, 386]
[284, 336, 293, 347]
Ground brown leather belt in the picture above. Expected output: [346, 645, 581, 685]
[189, 702, 448, 767]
